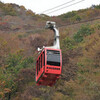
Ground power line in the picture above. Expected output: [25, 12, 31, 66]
[6, 17, 100, 33]
[45, 0, 85, 14]
[18, 17, 100, 37]
[20, 17, 100, 33]
[58, 17, 100, 27]
[41, 0, 75, 13]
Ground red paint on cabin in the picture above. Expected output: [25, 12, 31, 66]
[35, 48, 62, 86]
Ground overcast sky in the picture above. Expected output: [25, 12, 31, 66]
[1, 0, 100, 16]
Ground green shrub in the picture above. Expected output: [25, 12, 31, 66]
[4, 53, 34, 89]
[73, 24, 94, 42]
[61, 11, 77, 19]
[78, 76, 86, 84]
[97, 24, 100, 30]
[62, 37, 75, 50]
[26, 10, 35, 16]
[2, 4, 17, 16]
[74, 15, 81, 21]
[0, 53, 34, 99]
[0, 1, 4, 8]
[18, 35, 23, 39]
[71, 15, 82, 22]
[6, 54, 34, 74]
[95, 4, 100, 9]
[77, 62, 85, 68]
[7, 54, 22, 67]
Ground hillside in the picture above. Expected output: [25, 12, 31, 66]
[0, 1, 100, 100]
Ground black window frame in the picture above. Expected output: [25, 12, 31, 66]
[39, 58, 40, 71]
[37, 60, 38, 75]
[47, 50, 60, 66]
[41, 54, 42, 68]
[43, 51, 45, 66]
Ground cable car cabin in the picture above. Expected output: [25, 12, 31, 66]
[36, 48, 62, 86]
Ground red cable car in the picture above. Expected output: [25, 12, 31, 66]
[35, 21, 62, 86]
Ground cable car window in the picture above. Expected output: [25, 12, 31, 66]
[39, 58, 40, 71]
[37, 61, 38, 75]
[43, 51, 45, 66]
[47, 50, 60, 66]
[41, 54, 42, 68]
[42, 53, 44, 66]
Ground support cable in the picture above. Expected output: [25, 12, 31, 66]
[45, 0, 85, 14]
[41, 0, 75, 13]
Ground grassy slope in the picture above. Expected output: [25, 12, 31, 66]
[0, 2, 100, 100]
